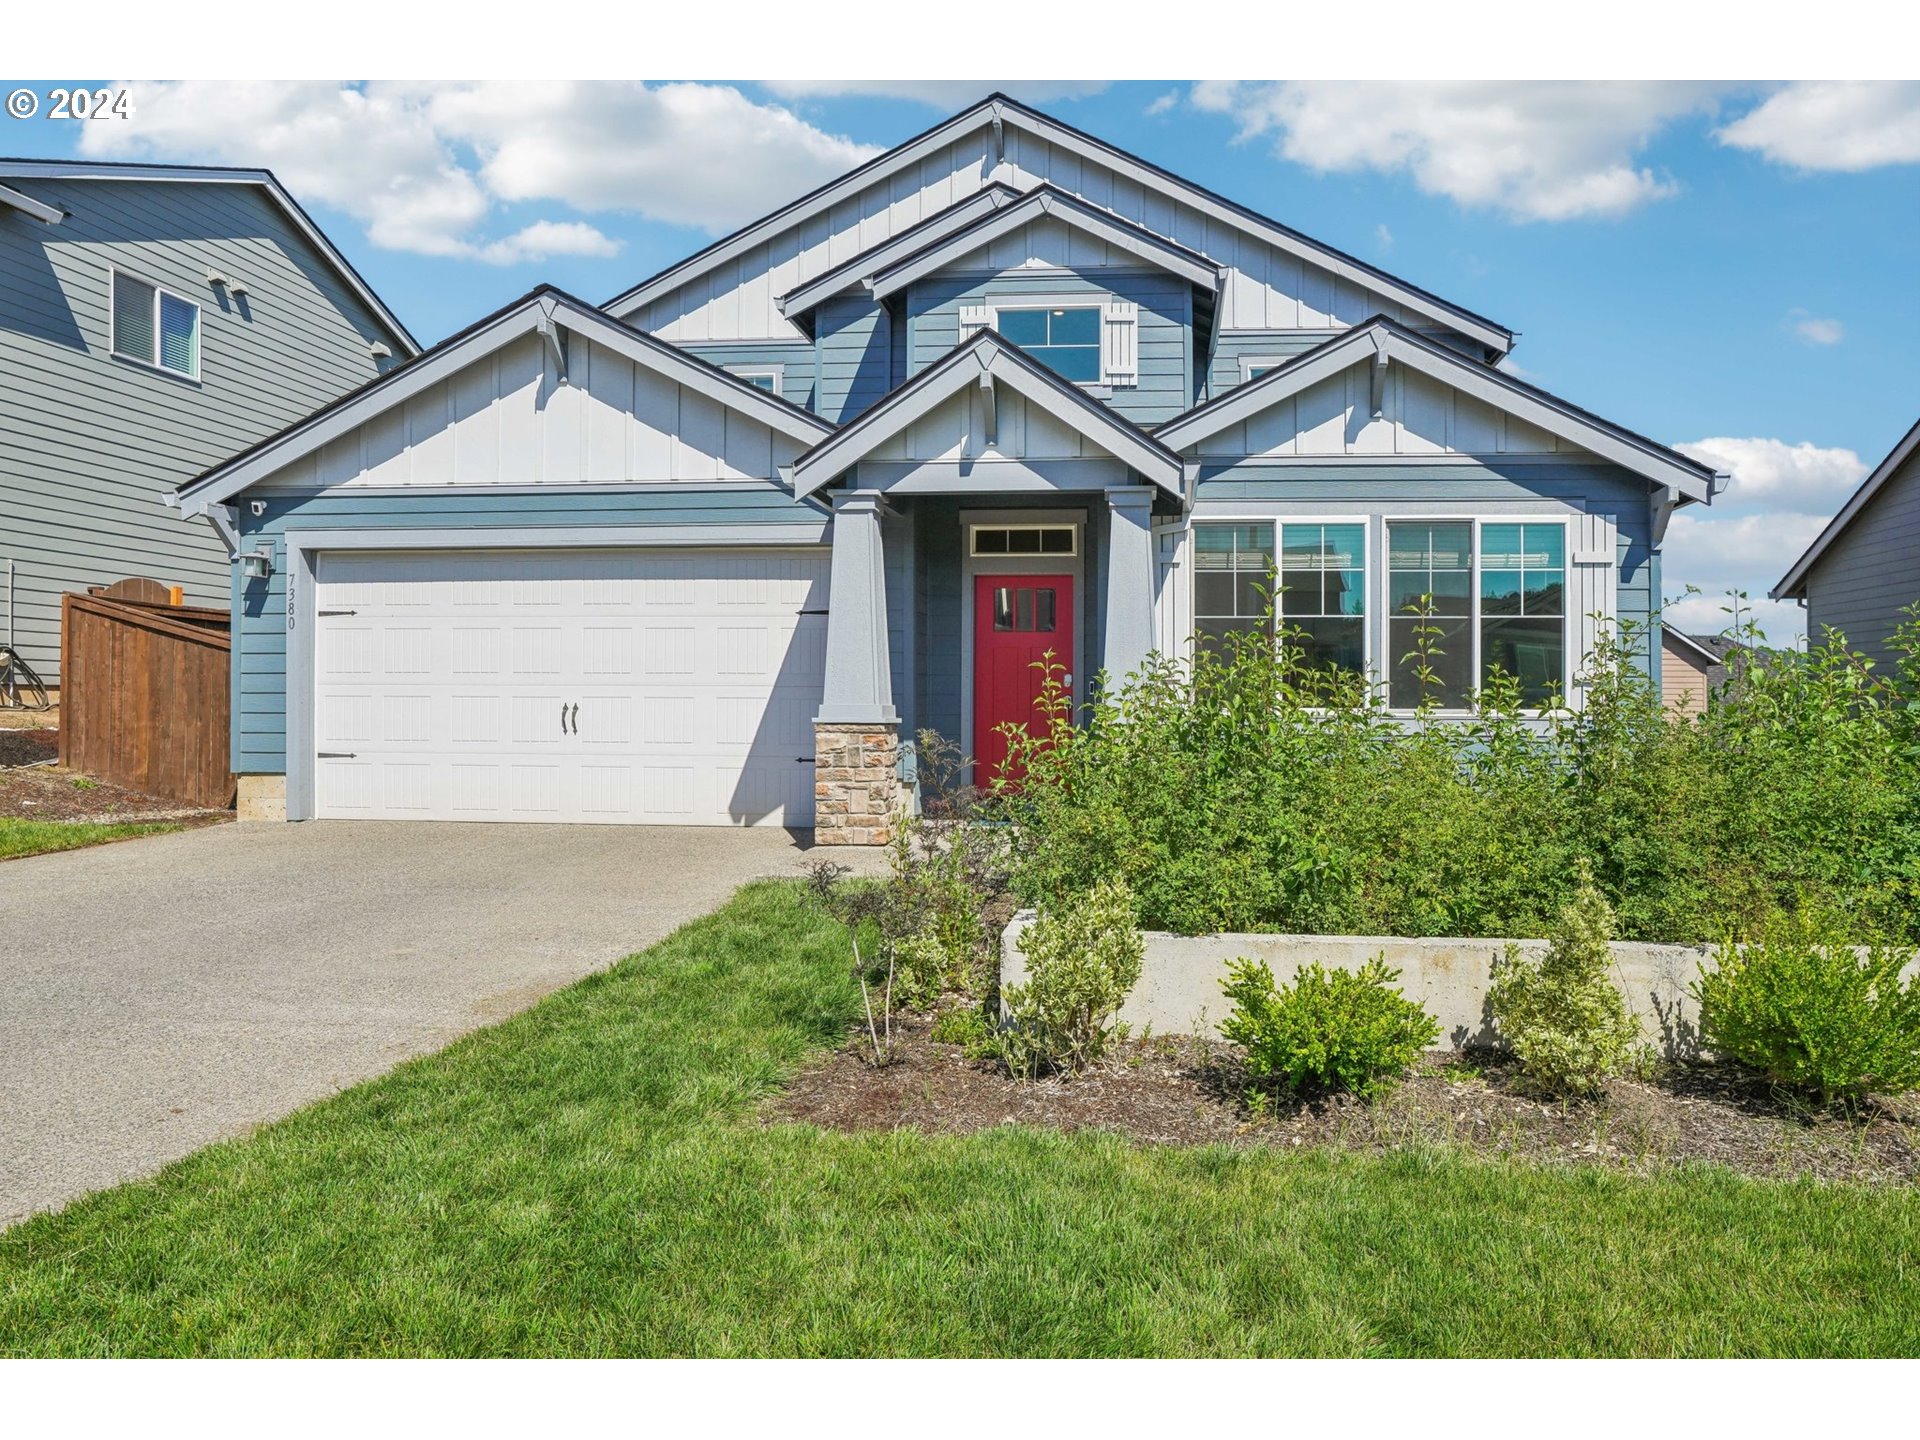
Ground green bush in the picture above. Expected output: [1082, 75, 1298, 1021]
[998, 879, 1145, 1078]
[1487, 867, 1640, 1095]
[929, 1004, 996, 1058]
[994, 604, 1920, 947]
[1694, 911, 1920, 1106]
[1219, 955, 1440, 1098]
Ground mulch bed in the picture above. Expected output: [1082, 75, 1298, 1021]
[770, 1013, 1920, 1185]
[0, 731, 230, 827]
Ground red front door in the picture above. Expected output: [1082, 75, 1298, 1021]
[973, 573, 1073, 789]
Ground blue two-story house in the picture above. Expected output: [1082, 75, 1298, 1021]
[173, 95, 1721, 839]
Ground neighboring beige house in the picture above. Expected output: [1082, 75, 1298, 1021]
[1661, 625, 1730, 716]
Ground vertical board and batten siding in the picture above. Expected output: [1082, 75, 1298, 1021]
[254, 335, 806, 491]
[231, 486, 822, 776]
[862, 385, 1124, 466]
[631, 120, 1474, 350]
[908, 266, 1191, 425]
[0, 177, 404, 681]
[1801, 450, 1920, 671]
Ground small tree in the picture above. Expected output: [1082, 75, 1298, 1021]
[1488, 863, 1639, 1094]
[999, 878, 1145, 1078]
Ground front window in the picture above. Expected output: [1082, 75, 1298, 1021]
[1193, 523, 1275, 656]
[1480, 523, 1566, 707]
[112, 270, 199, 379]
[1388, 520, 1567, 709]
[996, 305, 1101, 383]
[1279, 523, 1366, 673]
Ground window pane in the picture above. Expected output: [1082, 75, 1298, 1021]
[1008, 527, 1040, 553]
[1328, 569, 1365, 617]
[113, 273, 155, 363]
[1047, 307, 1100, 345]
[1279, 567, 1323, 616]
[1234, 570, 1271, 617]
[974, 529, 1008, 554]
[1524, 571, 1565, 617]
[1321, 524, 1365, 569]
[1035, 588, 1057, 633]
[1040, 528, 1073, 554]
[1038, 344, 1101, 382]
[1015, 588, 1035, 631]
[1390, 617, 1472, 708]
[993, 587, 1014, 631]
[1292, 617, 1366, 675]
[1483, 616, 1564, 707]
[1196, 616, 1267, 661]
[1246, 364, 1274, 380]
[1426, 522, 1473, 568]
[1194, 571, 1237, 617]
[998, 308, 1047, 346]
[158, 292, 198, 376]
[1481, 568, 1524, 616]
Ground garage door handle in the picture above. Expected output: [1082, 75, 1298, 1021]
[318, 609, 357, 617]
[569, 702, 579, 734]
[560, 703, 568, 734]
[318, 751, 357, 759]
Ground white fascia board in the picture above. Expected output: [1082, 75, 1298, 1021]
[1662, 623, 1724, 669]
[0, 159, 418, 354]
[1158, 322, 1715, 502]
[1773, 417, 1920, 599]
[0, 181, 63, 224]
[604, 103, 999, 320]
[177, 293, 833, 513]
[790, 335, 1180, 499]
[867, 187, 1221, 302]
[777, 184, 1021, 318]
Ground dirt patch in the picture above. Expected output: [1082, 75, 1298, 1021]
[0, 760, 230, 826]
[770, 1014, 1920, 1185]
[0, 729, 59, 767]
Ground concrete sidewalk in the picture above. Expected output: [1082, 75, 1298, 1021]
[0, 820, 878, 1227]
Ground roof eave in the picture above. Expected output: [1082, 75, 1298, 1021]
[1771, 416, 1920, 599]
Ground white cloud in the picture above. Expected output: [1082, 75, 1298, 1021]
[1718, 81, 1920, 171]
[763, 81, 1105, 107]
[1145, 91, 1179, 118]
[1672, 437, 1867, 508]
[1190, 81, 1723, 221]
[78, 80, 877, 261]
[1374, 223, 1393, 251]
[1662, 592, 1808, 647]
[1786, 310, 1845, 346]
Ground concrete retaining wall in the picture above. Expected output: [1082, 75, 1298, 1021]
[1000, 915, 1717, 1057]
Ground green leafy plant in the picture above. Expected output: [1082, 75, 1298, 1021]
[1694, 910, 1920, 1107]
[929, 1004, 997, 1058]
[1219, 955, 1440, 1098]
[1487, 865, 1639, 1095]
[998, 878, 1144, 1078]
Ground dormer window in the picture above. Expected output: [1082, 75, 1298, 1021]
[111, 269, 200, 380]
[995, 305, 1101, 383]
[960, 294, 1139, 388]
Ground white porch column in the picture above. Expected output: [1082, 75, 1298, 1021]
[1102, 484, 1157, 689]
[815, 490, 898, 845]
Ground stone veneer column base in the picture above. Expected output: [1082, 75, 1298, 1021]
[812, 721, 899, 846]
[236, 773, 287, 822]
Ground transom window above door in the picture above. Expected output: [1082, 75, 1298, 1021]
[994, 305, 1102, 383]
[970, 525, 1076, 557]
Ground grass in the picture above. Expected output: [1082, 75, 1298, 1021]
[2, 879, 1918, 1356]
[0, 816, 182, 861]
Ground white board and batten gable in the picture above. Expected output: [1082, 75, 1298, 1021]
[611, 97, 1511, 356]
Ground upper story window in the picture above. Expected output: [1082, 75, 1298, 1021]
[728, 365, 782, 396]
[996, 305, 1102, 383]
[111, 269, 200, 380]
[1239, 358, 1284, 382]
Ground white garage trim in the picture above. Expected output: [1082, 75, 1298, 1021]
[282, 527, 829, 822]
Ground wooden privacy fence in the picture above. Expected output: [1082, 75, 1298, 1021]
[60, 588, 234, 809]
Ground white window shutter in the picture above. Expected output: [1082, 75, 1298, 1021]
[1569, 512, 1618, 711]
[959, 303, 993, 341]
[1102, 299, 1139, 386]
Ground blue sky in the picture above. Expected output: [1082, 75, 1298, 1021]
[8, 79, 1918, 640]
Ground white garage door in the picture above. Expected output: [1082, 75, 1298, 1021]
[312, 548, 828, 825]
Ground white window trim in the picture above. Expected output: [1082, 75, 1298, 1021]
[1183, 513, 1575, 714]
[108, 265, 202, 383]
[968, 522, 1080, 558]
[1237, 356, 1287, 382]
[726, 364, 784, 398]
[963, 292, 1132, 389]
[1381, 514, 1572, 717]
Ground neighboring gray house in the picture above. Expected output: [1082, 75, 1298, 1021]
[171, 95, 1722, 839]
[0, 159, 417, 683]
[1774, 416, 1920, 671]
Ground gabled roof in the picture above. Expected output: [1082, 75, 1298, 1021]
[1155, 316, 1719, 503]
[0, 158, 419, 356]
[173, 286, 833, 515]
[603, 94, 1514, 359]
[1773, 416, 1920, 600]
[865, 184, 1222, 302]
[787, 329, 1183, 500]
[1662, 624, 1729, 671]
[777, 182, 1022, 324]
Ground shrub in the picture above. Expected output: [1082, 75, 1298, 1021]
[998, 878, 1145, 1078]
[929, 1004, 996, 1058]
[1487, 867, 1639, 1095]
[1219, 955, 1440, 1098]
[1694, 911, 1920, 1107]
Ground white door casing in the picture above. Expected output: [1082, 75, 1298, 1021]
[310, 547, 828, 824]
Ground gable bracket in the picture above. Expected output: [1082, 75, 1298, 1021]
[1650, 483, 1678, 546]
[978, 367, 998, 449]
[1369, 332, 1390, 419]
[537, 303, 570, 383]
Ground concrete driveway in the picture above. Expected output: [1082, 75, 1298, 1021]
[0, 821, 879, 1228]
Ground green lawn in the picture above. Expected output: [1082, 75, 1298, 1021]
[0, 816, 182, 861]
[3, 879, 1917, 1356]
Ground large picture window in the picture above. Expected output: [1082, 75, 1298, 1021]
[111, 270, 199, 380]
[1279, 522, 1366, 674]
[995, 305, 1102, 383]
